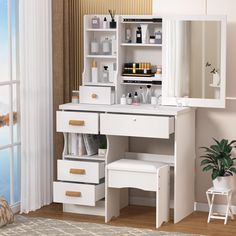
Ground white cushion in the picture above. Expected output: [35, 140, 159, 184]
[107, 159, 165, 173]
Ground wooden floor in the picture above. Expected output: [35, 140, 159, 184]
[25, 203, 236, 236]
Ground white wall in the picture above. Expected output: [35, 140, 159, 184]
[153, 0, 236, 206]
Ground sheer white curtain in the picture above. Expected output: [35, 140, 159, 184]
[19, 0, 53, 213]
[166, 20, 190, 97]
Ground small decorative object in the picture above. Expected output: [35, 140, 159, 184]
[206, 61, 220, 86]
[103, 17, 108, 29]
[127, 93, 132, 105]
[136, 26, 142, 43]
[91, 60, 98, 83]
[90, 38, 99, 54]
[102, 66, 109, 83]
[91, 16, 100, 28]
[108, 9, 116, 28]
[0, 197, 14, 228]
[125, 28, 132, 43]
[101, 37, 111, 55]
[71, 90, 79, 103]
[155, 31, 162, 44]
[200, 138, 236, 191]
[120, 94, 127, 105]
[149, 36, 155, 44]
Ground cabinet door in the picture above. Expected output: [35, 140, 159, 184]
[162, 15, 227, 108]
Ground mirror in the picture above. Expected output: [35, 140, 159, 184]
[162, 16, 226, 108]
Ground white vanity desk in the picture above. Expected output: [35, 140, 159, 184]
[55, 103, 195, 225]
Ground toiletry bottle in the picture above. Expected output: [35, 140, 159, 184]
[102, 66, 109, 83]
[139, 86, 146, 104]
[125, 27, 132, 43]
[101, 37, 111, 55]
[136, 26, 142, 43]
[91, 59, 98, 83]
[145, 85, 152, 104]
[90, 38, 99, 54]
[155, 31, 162, 44]
[91, 16, 100, 28]
[127, 93, 132, 105]
[120, 94, 127, 105]
[103, 17, 108, 28]
[133, 91, 139, 105]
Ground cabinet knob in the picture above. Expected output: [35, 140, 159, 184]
[69, 120, 85, 126]
[69, 168, 86, 175]
[133, 118, 136, 121]
[91, 93, 97, 99]
[65, 191, 81, 197]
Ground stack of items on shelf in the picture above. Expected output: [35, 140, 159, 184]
[120, 85, 161, 106]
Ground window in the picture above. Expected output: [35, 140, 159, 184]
[0, 0, 20, 208]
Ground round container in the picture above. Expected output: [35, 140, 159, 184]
[149, 36, 155, 44]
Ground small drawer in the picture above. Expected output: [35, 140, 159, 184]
[58, 160, 105, 184]
[53, 182, 105, 206]
[57, 111, 99, 134]
[79, 86, 115, 105]
[100, 114, 174, 139]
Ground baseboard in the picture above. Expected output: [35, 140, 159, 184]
[129, 196, 174, 208]
[11, 202, 20, 214]
[130, 196, 236, 214]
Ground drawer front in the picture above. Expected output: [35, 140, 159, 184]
[80, 86, 114, 105]
[57, 111, 99, 134]
[100, 114, 174, 139]
[53, 182, 105, 206]
[58, 160, 105, 184]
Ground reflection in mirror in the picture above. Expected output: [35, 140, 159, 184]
[166, 20, 221, 99]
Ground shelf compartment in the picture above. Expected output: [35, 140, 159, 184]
[121, 43, 162, 47]
[64, 154, 105, 161]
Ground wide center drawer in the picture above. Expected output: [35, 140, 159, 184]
[53, 182, 105, 206]
[100, 114, 174, 139]
[57, 111, 99, 134]
[58, 160, 105, 184]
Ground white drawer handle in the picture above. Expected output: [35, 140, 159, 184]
[69, 120, 85, 126]
[65, 191, 81, 197]
[69, 168, 86, 175]
[91, 93, 98, 99]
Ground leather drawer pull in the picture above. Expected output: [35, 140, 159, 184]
[69, 168, 86, 175]
[69, 120, 85, 126]
[65, 191, 81, 197]
[91, 93, 97, 99]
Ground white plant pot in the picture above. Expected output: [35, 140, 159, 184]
[213, 176, 234, 191]
[98, 148, 107, 156]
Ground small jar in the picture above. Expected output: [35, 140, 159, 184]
[120, 94, 127, 105]
[71, 90, 79, 104]
[149, 36, 155, 44]
[155, 31, 162, 44]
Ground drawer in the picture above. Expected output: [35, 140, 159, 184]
[53, 182, 105, 206]
[57, 111, 99, 134]
[58, 160, 105, 184]
[79, 86, 115, 105]
[100, 114, 174, 139]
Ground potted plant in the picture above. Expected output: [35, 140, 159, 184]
[206, 61, 220, 86]
[200, 138, 236, 190]
[98, 135, 107, 156]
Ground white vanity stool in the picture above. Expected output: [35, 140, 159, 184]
[206, 187, 234, 224]
[106, 159, 170, 228]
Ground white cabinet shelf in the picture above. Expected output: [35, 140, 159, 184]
[84, 82, 116, 87]
[121, 43, 162, 47]
[64, 154, 105, 161]
[122, 76, 162, 82]
[86, 28, 117, 32]
[86, 55, 116, 59]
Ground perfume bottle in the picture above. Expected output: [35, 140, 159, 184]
[155, 31, 162, 44]
[101, 37, 111, 55]
[90, 38, 99, 55]
[127, 93, 132, 105]
[102, 66, 109, 83]
[136, 27, 142, 43]
[125, 27, 132, 43]
[103, 17, 108, 29]
[133, 91, 139, 104]
[91, 16, 100, 28]
[145, 85, 152, 104]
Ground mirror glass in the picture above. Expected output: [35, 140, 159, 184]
[165, 20, 221, 99]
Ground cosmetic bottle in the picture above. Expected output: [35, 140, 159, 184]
[101, 37, 111, 55]
[120, 94, 127, 105]
[139, 86, 146, 104]
[125, 27, 132, 43]
[90, 38, 99, 55]
[102, 66, 109, 83]
[91, 16, 100, 28]
[133, 91, 139, 105]
[127, 93, 132, 105]
[136, 27, 142, 43]
[155, 31, 162, 44]
[103, 17, 108, 29]
[91, 60, 98, 83]
[145, 85, 152, 104]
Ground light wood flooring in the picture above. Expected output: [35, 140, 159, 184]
[25, 203, 236, 236]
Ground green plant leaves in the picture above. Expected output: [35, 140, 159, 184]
[212, 169, 220, 180]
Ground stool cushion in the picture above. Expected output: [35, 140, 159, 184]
[107, 159, 165, 173]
